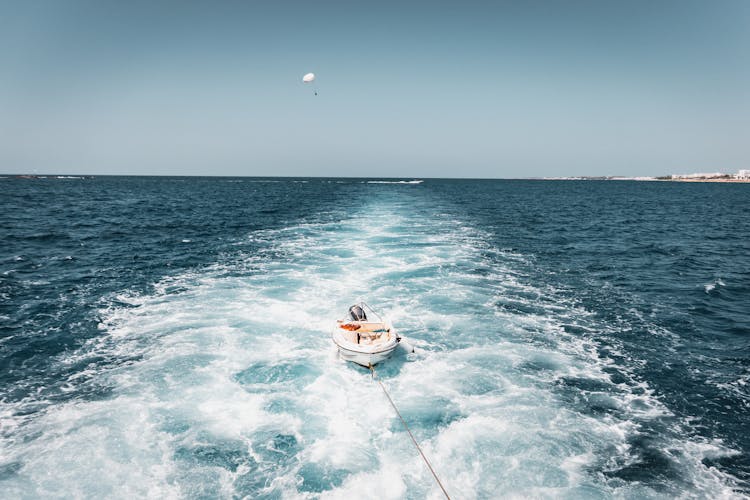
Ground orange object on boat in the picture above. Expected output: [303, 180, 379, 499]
[341, 323, 361, 331]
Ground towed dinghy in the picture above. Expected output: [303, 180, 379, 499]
[332, 302, 411, 367]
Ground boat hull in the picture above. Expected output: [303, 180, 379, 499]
[331, 327, 399, 367]
[334, 342, 398, 367]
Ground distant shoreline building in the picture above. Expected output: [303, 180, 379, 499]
[666, 170, 750, 182]
[671, 172, 727, 180]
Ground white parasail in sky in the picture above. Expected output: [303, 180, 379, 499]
[302, 73, 315, 83]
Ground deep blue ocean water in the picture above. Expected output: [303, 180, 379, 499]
[1, 176, 749, 498]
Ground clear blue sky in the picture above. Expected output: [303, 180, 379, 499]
[1, 0, 748, 177]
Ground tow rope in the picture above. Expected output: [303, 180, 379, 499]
[369, 365, 451, 499]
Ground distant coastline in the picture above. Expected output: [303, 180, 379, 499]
[541, 176, 750, 183]
[542, 170, 750, 183]
[656, 177, 750, 183]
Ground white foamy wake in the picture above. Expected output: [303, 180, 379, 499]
[0, 196, 741, 498]
[365, 180, 423, 184]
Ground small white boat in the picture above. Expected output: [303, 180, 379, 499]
[332, 302, 409, 367]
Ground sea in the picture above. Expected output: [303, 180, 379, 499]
[1, 176, 749, 499]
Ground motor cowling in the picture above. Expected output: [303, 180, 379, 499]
[349, 304, 367, 321]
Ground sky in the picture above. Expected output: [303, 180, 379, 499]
[0, 0, 748, 178]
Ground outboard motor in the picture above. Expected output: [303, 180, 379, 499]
[349, 304, 367, 321]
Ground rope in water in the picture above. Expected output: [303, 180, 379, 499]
[369, 365, 451, 500]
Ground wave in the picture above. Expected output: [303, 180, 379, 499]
[704, 278, 726, 293]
